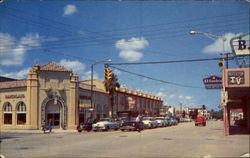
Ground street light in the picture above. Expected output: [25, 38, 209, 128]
[90, 59, 112, 111]
[190, 30, 229, 68]
[190, 30, 229, 135]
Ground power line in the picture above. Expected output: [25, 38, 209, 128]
[0, 25, 246, 53]
[1, 12, 247, 47]
[1, 6, 248, 46]
[109, 66, 204, 89]
[108, 57, 235, 66]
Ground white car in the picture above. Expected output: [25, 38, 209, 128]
[142, 117, 158, 129]
[92, 118, 120, 131]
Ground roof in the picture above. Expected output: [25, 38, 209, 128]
[0, 76, 17, 82]
[79, 83, 107, 93]
[0, 80, 27, 89]
[39, 61, 72, 72]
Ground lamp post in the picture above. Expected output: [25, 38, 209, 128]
[190, 30, 229, 135]
[90, 59, 112, 117]
[190, 30, 229, 68]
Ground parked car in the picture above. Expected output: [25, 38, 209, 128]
[169, 118, 178, 126]
[120, 121, 144, 132]
[155, 117, 167, 127]
[92, 118, 120, 131]
[77, 118, 98, 132]
[142, 117, 158, 129]
[195, 115, 206, 126]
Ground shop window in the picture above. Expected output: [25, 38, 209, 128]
[3, 102, 12, 124]
[16, 102, 26, 125]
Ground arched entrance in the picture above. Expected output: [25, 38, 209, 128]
[46, 100, 61, 128]
[41, 96, 67, 129]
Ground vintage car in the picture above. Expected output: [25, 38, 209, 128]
[142, 117, 158, 129]
[195, 115, 206, 126]
[92, 118, 120, 131]
[77, 118, 98, 132]
[155, 117, 167, 127]
[120, 121, 144, 132]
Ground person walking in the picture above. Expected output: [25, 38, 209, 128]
[135, 114, 142, 132]
[48, 119, 53, 133]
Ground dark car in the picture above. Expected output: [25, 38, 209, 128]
[120, 121, 144, 132]
[77, 118, 98, 132]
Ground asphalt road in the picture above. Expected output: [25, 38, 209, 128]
[0, 121, 249, 158]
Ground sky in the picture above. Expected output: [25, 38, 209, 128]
[0, 1, 249, 110]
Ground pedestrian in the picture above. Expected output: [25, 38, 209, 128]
[135, 114, 142, 132]
[48, 119, 52, 133]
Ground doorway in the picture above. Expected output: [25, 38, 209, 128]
[47, 113, 60, 128]
[46, 100, 61, 129]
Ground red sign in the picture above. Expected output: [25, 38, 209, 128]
[203, 75, 222, 89]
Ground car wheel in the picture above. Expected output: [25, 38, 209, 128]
[105, 126, 109, 131]
[78, 130, 82, 132]
[121, 129, 124, 132]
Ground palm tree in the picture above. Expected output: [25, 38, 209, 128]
[104, 73, 120, 118]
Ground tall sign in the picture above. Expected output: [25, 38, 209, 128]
[203, 75, 222, 89]
[230, 33, 250, 68]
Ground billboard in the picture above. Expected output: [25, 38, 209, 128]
[230, 33, 250, 68]
[203, 75, 222, 89]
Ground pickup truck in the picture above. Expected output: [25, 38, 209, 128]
[195, 115, 206, 126]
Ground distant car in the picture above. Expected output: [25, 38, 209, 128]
[120, 121, 144, 132]
[92, 118, 120, 131]
[168, 118, 178, 126]
[77, 118, 98, 132]
[195, 115, 206, 126]
[142, 117, 158, 129]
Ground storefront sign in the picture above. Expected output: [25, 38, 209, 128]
[5, 94, 25, 99]
[230, 33, 250, 68]
[79, 95, 91, 108]
[203, 75, 222, 89]
[228, 71, 244, 85]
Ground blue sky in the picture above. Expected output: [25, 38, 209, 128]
[0, 1, 249, 110]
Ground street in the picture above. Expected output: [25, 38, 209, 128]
[0, 121, 249, 158]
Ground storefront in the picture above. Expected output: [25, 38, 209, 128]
[0, 62, 163, 130]
[222, 68, 250, 135]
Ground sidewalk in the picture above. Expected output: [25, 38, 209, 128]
[1, 129, 77, 134]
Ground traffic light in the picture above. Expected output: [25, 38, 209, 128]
[218, 59, 224, 67]
[104, 68, 112, 80]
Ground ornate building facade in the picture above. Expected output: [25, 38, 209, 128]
[0, 62, 163, 130]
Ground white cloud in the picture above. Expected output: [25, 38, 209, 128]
[157, 92, 164, 97]
[59, 59, 85, 72]
[58, 59, 98, 80]
[185, 96, 193, 100]
[178, 95, 184, 99]
[63, 4, 77, 16]
[203, 32, 242, 54]
[82, 70, 99, 80]
[115, 37, 149, 50]
[119, 50, 144, 62]
[169, 94, 176, 99]
[113, 69, 122, 75]
[0, 33, 40, 66]
[0, 68, 30, 79]
[115, 37, 148, 61]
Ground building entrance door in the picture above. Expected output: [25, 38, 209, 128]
[47, 113, 60, 128]
[46, 100, 61, 129]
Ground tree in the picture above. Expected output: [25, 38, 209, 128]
[104, 73, 120, 118]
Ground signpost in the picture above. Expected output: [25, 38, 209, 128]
[203, 75, 222, 89]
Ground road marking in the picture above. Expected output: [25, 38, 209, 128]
[203, 154, 212, 158]
[241, 153, 250, 157]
